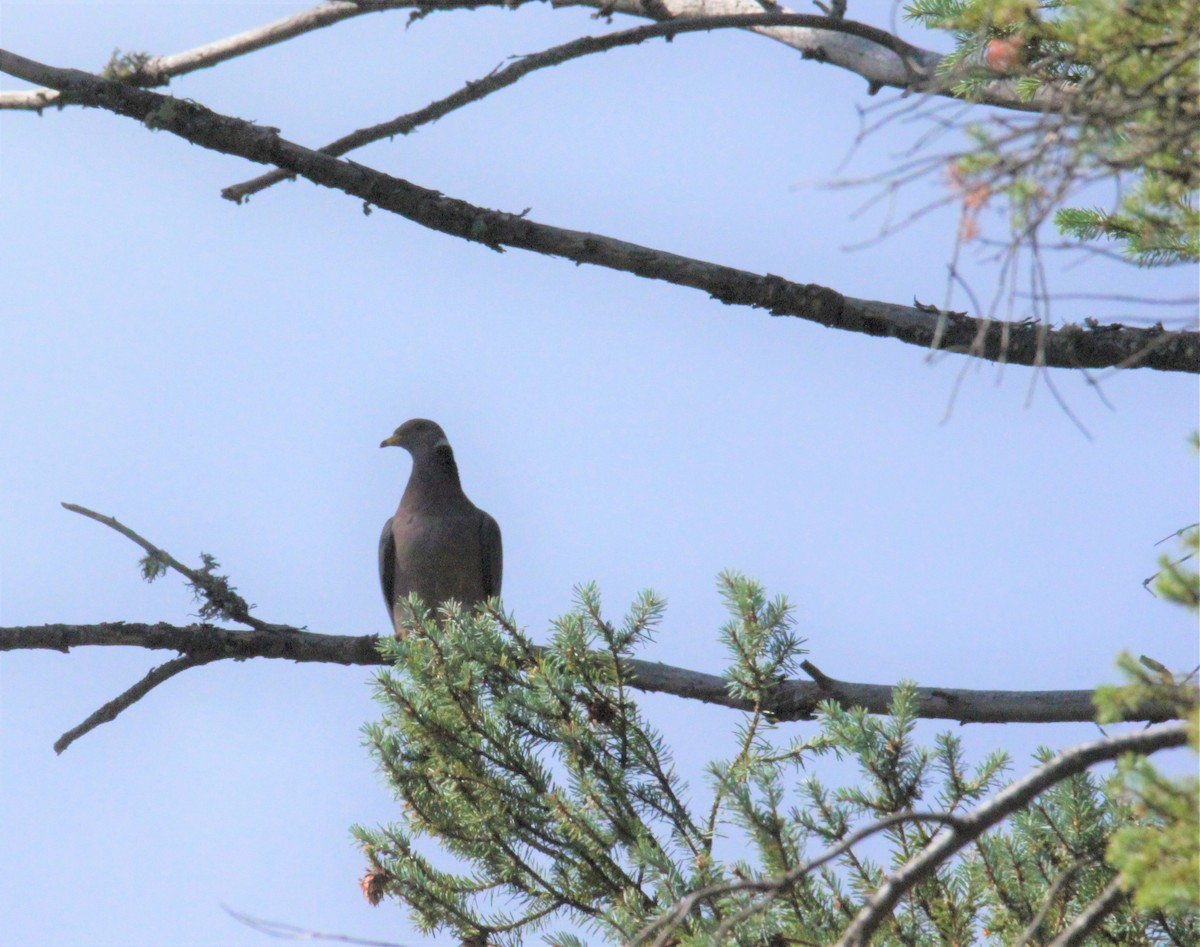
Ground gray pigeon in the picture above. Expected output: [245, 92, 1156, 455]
[379, 419, 502, 633]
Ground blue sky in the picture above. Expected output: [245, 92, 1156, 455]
[1, 3, 1197, 945]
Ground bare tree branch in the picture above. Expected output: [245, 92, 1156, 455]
[62, 502, 290, 633]
[52, 652, 220, 754]
[224, 11, 932, 202]
[571, 0, 1072, 112]
[834, 721, 1190, 946]
[4, 621, 1194, 728]
[1, 49, 1194, 373]
[0, 0, 1067, 115]
[1043, 876, 1127, 947]
[4, 501, 1194, 749]
[0, 1, 395, 111]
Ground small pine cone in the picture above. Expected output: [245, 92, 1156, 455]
[360, 868, 388, 906]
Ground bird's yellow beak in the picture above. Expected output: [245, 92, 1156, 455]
[380, 434, 403, 448]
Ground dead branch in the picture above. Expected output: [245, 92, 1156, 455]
[0, 48, 1194, 373]
[0, 1, 392, 110]
[61, 503, 291, 633]
[52, 652, 221, 755]
[4, 496, 1193, 750]
[4, 620, 1194, 734]
[0, 1, 1067, 116]
[225, 11, 932, 202]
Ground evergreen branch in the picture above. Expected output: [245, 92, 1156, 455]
[623, 723, 707, 857]
[972, 833, 1027, 922]
[835, 722, 1190, 946]
[704, 711, 766, 855]
[372, 683, 603, 882]
[52, 651, 220, 754]
[1, 48, 1194, 373]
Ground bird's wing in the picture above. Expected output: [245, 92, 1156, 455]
[379, 517, 396, 622]
[479, 511, 503, 599]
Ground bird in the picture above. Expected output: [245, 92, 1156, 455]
[379, 419, 502, 633]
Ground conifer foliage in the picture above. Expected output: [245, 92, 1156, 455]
[356, 570, 1198, 944]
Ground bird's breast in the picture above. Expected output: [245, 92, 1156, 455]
[389, 510, 487, 607]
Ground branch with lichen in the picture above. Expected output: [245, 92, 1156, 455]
[30, 503, 304, 752]
[0, 1, 398, 110]
[1, 500, 1195, 754]
[0, 48, 1194, 372]
[0, 0, 1064, 116]
[223, 11, 932, 202]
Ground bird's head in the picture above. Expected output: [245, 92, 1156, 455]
[380, 418, 451, 454]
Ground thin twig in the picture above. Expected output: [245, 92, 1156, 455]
[1012, 856, 1098, 947]
[1038, 364, 1094, 442]
[1155, 524, 1199, 546]
[224, 906, 408, 946]
[62, 502, 291, 632]
[1017, 292, 1199, 307]
[224, 11, 930, 200]
[53, 651, 220, 754]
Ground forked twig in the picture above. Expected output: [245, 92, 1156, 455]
[62, 502, 290, 632]
[49, 502, 298, 751]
